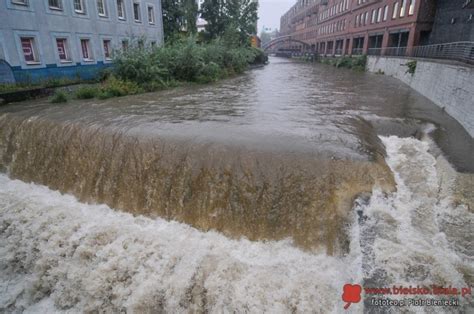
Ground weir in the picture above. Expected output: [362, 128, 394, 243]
[0, 113, 394, 254]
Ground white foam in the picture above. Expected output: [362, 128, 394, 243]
[0, 174, 358, 313]
[0, 135, 472, 313]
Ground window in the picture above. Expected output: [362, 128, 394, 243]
[97, 0, 107, 16]
[56, 38, 71, 62]
[377, 7, 382, 22]
[400, 0, 407, 17]
[371, 9, 376, 24]
[48, 0, 62, 10]
[21, 37, 39, 63]
[80, 39, 93, 60]
[74, 0, 85, 13]
[133, 2, 141, 21]
[147, 5, 155, 24]
[408, 0, 415, 16]
[117, 0, 126, 19]
[103, 40, 112, 60]
[383, 5, 388, 21]
[11, 0, 28, 5]
[365, 11, 369, 25]
[392, 2, 399, 19]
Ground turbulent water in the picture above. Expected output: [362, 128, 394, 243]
[0, 58, 473, 312]
[0, 135, 472, 312]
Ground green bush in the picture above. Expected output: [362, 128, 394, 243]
[405, 60, 417, 75]
[112, 38, 267, 86]
[197, 62, 222, 83]
[98, 76, 142, 99]
[75, 86, 98, 99]
[50, 90, 68, 103]
[320, 55, 367, 71]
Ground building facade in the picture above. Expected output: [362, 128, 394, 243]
[428, 0, 474, 44]
[0, 0, 164, 83]
[279, 0, 436, 56]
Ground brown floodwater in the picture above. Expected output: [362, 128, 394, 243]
[0, 57, 472, 254]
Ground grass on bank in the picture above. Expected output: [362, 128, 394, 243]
[49, 90, 68, 103]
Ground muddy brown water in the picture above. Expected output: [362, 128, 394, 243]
[0, 57, 472, 254]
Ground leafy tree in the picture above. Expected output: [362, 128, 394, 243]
[161, 0, 184, 40]
[162, 0, 199, 41]
[201, 0, 258, 44]
[183, 0, 199, 34]
[201, 0, 228, 39]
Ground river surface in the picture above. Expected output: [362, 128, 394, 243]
[0, 57, 473, 312]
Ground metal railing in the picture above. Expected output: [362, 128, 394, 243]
[365, 42, 474, 64]
[412, 42, 474, 64]
[367, 48, 382, 56]
[367, 47, 406, 56]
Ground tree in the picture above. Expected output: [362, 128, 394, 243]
[183, 0, 199, 34]
[201, 0, 258, 44]
[201, 0, 227, 39]
[162, 0, 199, 41]
[161, 0, 183, 40]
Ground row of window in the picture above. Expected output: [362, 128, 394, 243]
[354, 0, 415, 28]
[319, 0, 349, 22]
[20, 36, 153, 65]
[318, 19, 347, 35]
[10, 0, 156, 24]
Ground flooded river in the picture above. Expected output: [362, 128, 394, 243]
[0, 57, 473, 312]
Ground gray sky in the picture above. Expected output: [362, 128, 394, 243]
[258, 0, 295, 32]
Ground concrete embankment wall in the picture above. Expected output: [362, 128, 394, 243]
[367, 56, 474, 137]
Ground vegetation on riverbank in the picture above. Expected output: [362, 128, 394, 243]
[1, 0, 262, 104]
[43, 38, 267, 103]
[0, 37, 267, 105]
[319, 55, 367, 71]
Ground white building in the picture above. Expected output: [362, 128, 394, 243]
[0, 0, 164, 83]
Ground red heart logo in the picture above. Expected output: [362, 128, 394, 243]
[342, 284, 362, 309]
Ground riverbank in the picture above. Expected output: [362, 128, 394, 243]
[0, 39, 268, 105]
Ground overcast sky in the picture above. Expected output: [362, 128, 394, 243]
[258, 0, 295, 32]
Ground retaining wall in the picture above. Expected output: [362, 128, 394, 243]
[367, 56, 474, 137]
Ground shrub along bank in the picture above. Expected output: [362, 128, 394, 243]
[318, 55, 367, 72]
[50, 38, 267, 103]
[1, 38, 267, 104]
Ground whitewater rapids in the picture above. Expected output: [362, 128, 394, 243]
[0, 135, 473, 313]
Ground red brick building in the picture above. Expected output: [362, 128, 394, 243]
[280, 0, 436, 56]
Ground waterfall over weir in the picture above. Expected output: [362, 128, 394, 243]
[0, 135, 472, 312]
[0, 113, 394, 254]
